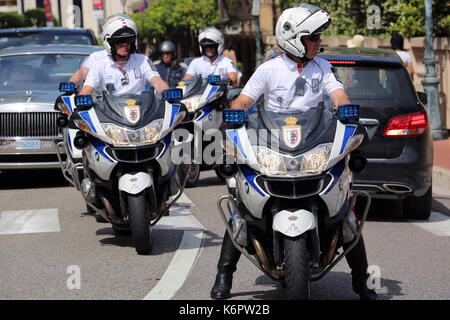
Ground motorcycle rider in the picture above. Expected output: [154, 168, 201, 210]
[184, 27, 238, 87]
[69, 14, 132, 87]
[211, 3, 377, 300]
[79, 14, 168, 96]
[155, 40, 187, 88]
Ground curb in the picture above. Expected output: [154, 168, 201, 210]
[432, 166, 450, 192]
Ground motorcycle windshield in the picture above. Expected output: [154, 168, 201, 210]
[181, 76, 207, 98]
[247, 103, 336, 154]
[95, 90, 164, 128]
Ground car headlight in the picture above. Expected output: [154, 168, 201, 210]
[253, 143, 332, 176]
[183, 95, 202, 112]
[101, 119, 164, 146]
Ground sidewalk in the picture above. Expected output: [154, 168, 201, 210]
[432, 137, 450, 215]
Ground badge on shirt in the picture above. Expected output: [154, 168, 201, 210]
[282, 117, 302, 148]
[125, 99, 140, 124]
[134, 68, 142, 79]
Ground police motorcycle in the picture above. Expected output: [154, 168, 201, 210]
[55, 82, 188, 255]
[177, 75, 239, 186]
[217, 103, 372, 299]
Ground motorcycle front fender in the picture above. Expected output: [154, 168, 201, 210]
[118, 172, 153, 195]
[272, 209, 316, 238]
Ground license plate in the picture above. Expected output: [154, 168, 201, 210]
[15, 140, 41, 150]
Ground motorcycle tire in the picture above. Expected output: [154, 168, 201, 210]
[284, 234, 311, 300]
[128, 192, 153, 255]
[214, 166, 227, 182]
[185, 164, 200, 188]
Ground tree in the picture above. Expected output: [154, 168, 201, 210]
[278, 0, 449, 38]
[0, 12, 26, 28]
[131, 0, 219, 56]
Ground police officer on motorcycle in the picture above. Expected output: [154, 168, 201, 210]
[210, 3, 377, 300]
[155, 40, 187, 88]
[184, 27, 238, 87]
[79, 14, 168, 96]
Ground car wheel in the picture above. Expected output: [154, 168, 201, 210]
[402, 186, 432, 220]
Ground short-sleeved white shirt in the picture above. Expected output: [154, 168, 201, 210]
[186, 55, 236, 80]
[241, 53, 344, 113]
[396, 50, 412, 64]
[81, 49, 108, 70]
[84, 53, 160, 96]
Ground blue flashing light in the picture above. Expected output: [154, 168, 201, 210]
[164, 88, 183, 101]
[59, 82, 76, 94]
[223, 109, 245, 125]
[75, 95, 93, 107]
[208, 75, 221, 84]
[338, 104, 360, 120]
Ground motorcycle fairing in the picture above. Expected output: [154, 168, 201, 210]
[320, 159, 352, 218]
[236, 165, 269, 219]
[62, 95, 75, 114]
[85, 137, 117, 180]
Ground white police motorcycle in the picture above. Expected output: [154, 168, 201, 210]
[55, 83, 187, 255]
[218, 103, 371, 299]
[177, 75, 240, 186]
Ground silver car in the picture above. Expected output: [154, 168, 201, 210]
[0, 45, 103, 170]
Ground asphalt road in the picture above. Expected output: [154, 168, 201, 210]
[0, 169, 449, 301]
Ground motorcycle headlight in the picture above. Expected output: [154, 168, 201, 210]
[253, 143, 332, 176]
[299, 144, 332, 174]
[254, 147, 286, 175]
[183, 95, 202, 112]
[101, 119, 164, 147]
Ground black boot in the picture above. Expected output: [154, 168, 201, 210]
[344, 236, 378, 300]
[210, 231, 241, 299]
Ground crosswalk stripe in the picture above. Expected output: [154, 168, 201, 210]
[0, 209, 60, 235]
[411, 211, 450, 237]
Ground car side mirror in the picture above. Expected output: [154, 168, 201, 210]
[417, 91, 427, 105]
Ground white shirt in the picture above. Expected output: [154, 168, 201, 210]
[186, 55, 236, 80]
[396, 50, 412, 64]
[84, 53, 160, 96]
[241, 53, 344, 113]
[81, 49, 108, 70]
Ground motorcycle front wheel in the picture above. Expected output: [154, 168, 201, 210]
[284, 234, 311, 300]
[128, 192, 153, 255]
[185, 164, 200, 188]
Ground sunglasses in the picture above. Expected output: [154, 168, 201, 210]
[110, 37, 134, 46]
[305, 34, 321, 42]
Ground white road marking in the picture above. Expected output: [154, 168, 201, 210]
[411, 211, 450, 237]
[0, 209, 60, 235]
[145, 194, 205, 300]
[143, 230, 204, 300]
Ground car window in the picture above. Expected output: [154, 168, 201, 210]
[331, 65, 414, 100]
[0, 33, 92, 49]
[0, 53, 87, 91]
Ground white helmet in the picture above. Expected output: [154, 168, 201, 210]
[101, 14, 138, 56]
[198, 27, 224, 56]
[275, 3, 331, 59]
